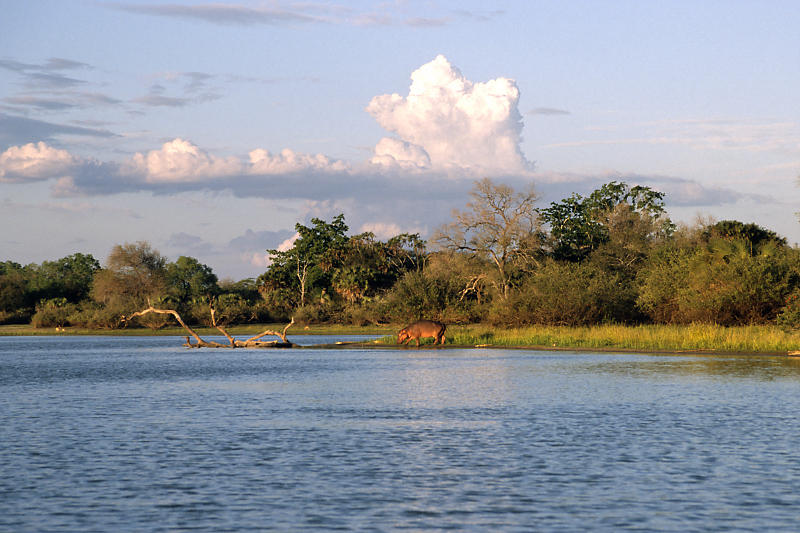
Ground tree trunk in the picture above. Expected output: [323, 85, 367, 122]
[123, 306, 295, 348]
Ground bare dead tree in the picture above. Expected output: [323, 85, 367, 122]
[434, 178, 541, 300]
[123, 305, 295, 348]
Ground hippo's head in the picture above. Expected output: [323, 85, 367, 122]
[397, 329, 409, 344]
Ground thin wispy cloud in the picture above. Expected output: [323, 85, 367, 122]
[543, 119, 800, 154]
[528, 107, 571, 116]
[112, 2, 319, 25]
[0, 113, 117, 147]
[132, 94, 193, 108]
[403, 17, 450, 27]
[3, 96, 78, 111]
[108, 2, 502, 28]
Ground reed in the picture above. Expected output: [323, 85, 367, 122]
[438, 323, 800, 354]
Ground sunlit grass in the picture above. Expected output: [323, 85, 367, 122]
[434, 323, 800, 354]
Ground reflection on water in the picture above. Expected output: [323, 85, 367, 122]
[1, 337, 800, 532]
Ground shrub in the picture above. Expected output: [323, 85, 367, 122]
[637, 241, 798, 325]
[493, 261, 634, 326]
[31, 298, 78, 328]
[382, 270, 478, 324]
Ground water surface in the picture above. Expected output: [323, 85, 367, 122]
[2, 336, 799, 531]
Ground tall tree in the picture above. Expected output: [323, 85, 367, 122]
[91, 242, 168, 312]
[260, 215, 349, 307]
[433, 178, 541, 300]
[166, 256, 219, 307]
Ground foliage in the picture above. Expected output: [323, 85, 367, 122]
[703, 220, 787, 252]
[260, 214, 350, 308]
[637, 236, 798, 325]
[382, 268, 479, 324]
[166, 256, 219, 308]
[31, 298, 78, 328]
[28, 253, 101, 304]
[493, 260, 635, 326]
[4, 182, 800, 332]
[259, 215, 427, 318]
[91, 242, 168, 312]
[0, 262, 30, 322]
[539, 181, 672, 262]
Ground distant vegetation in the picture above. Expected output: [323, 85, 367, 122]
[3, 179, 800, 333]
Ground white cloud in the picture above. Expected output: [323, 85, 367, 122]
[0, 141, 76, 182]
[276, 232, 299, 252]
[124, 138, 243, 182]
[259, 231, 301, 268]
[366, 54, 530, 173]
[248, 147, 348, 174]
[359, 222, 422, 239]
[370, 137, 431, 169]
[248, 252, 271, 268]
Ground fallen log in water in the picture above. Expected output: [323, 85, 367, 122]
[124, 305, 295, 348]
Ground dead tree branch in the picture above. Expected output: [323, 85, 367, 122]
[124, 306, 294, 348]
[240, 317, 295, 346]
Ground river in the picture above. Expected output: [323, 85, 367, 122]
[1, 336, 799, 531]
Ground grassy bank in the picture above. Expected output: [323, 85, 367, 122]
[3, 322, 799, 354]
[431, 323, 800, 354]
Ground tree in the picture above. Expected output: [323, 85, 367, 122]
[166, 256, 219, 307]
[0, 261, 29, 323]
[29, 253, 100, 304]
[331, 232, 427, 304]
[540, 181, 672, 262]
[434, 178, 541, 300]
[91, 242, 168, 314]
[260, 215, 349, 308]
[703, 220, 787, 253]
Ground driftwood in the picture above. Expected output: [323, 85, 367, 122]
[123, 306, 295, 348]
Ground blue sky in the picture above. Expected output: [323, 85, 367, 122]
[2, 0, 799, 279]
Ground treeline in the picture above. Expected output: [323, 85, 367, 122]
[3, 179, 800, 330]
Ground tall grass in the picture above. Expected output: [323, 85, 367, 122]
[440, 323, 800, 353]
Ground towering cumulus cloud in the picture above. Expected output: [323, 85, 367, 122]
[367, 55, 530, 174]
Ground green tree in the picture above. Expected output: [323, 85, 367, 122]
[0, 261, 30, 323]
[703, 220, 787, 253]
[166, 256, 219, 308]
[259, 215, 349, 308]
[540, 181, 672, 262]
[496, 260, 630, 326]
[331, 232, 427, 304]
[29, 253, 100, 304]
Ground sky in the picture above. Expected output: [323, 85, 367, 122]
[1, 0, 799, 279]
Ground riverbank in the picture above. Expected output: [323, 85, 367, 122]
[435, 323, 800, 355]
[3, 322, 799, 355]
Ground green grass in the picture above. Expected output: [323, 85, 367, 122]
[432, 323, 800, 354]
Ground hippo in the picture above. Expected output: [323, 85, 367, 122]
[397, 320, 446, 346]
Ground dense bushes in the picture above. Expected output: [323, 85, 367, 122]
[637, 236, 799, 325]
[495, 261, 633, 326]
